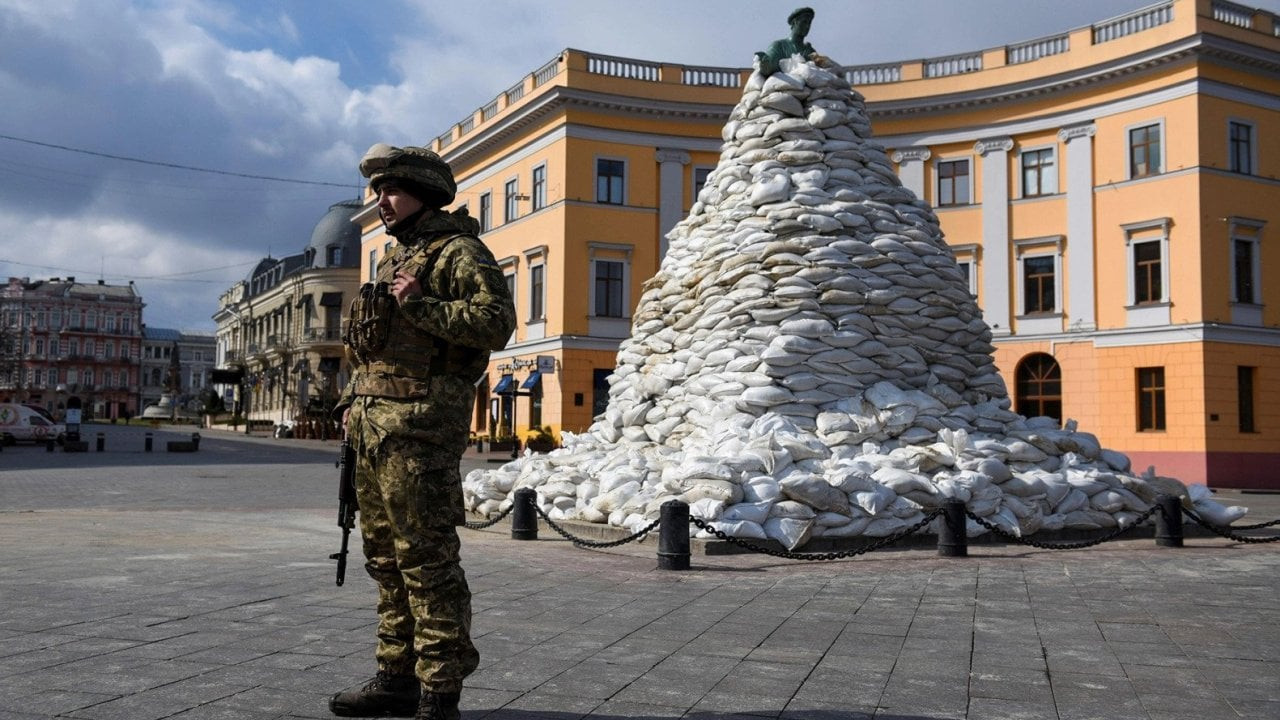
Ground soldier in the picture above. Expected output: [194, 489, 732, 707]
[330, 144, 516, 720]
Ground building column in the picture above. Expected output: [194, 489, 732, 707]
[976, 137, 1014, 336]
[655, 148, 690, 259]
[1060, 122, 1097, 332]
[890, 147, 931, 200]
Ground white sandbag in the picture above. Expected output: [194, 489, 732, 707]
[764, 517, 814, 550]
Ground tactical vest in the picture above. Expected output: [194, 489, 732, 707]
[344, 233, 485, 398]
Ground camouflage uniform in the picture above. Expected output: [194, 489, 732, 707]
[337, 150, 516, 697]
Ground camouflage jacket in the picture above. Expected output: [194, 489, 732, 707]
[337, 208, 516, 410]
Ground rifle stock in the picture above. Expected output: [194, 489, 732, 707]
[330, 438, 358, 586]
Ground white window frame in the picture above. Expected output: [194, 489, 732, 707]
[587, 242, 634, 339]
[1227, 118, 1257, 175]
[1017, 144, 1058, 198]
[1125, 119, 1165, 180]
[523, 246, 547, 341]
[479, 191, 493, 232]
[594, 156, 627, 205]
[1229, 216, 1265, 326]
[1122, 218, 1172, 327]
[1014, 236, 1064, 334]
[934, 156, 974, 207]
[531, 163, 547, 212]
[368, 249, 377, 282]
[950, 243, 979, 297]
[503, 176, 520, 224]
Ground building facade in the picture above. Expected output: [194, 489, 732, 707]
[213, 199, 362, 429]
[139, 327, 216, 415]
[0, 276, 144, 420]
[355, 0, 1280, 488]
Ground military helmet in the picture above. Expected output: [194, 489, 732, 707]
[359, 143, 457, 208]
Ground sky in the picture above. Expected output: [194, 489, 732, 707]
[3, 0, 1279, 334]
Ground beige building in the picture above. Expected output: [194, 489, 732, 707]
[213, 199, 362, 429]
[1, 276, 144, 420]
[355, 0, 1280, 488]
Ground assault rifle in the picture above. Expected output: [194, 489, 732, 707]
[330, 438, 357, 586]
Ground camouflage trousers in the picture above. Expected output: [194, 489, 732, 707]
[349, 396, 479, 693]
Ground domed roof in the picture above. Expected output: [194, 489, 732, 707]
[307, 198, 363, 269]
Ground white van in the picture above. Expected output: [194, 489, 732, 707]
[0, 403, 67, 445]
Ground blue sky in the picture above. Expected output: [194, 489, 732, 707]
[2, 0, 1277, 332]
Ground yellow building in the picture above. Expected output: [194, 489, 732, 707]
[355, 0, 1280, 489]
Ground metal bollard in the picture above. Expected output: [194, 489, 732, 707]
[510, 487, 538, 541]
[191, 432, 201, 451]
[96, 432, 105, 452]
[144, 432, 153, 452]
[937, 498, 968, 557]
[657, 500, 691, 571]
[1154, 495, 1184, 548]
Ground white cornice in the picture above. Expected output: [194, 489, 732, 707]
[443, 86, 730, 172]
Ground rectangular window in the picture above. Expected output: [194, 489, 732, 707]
[1133, 240, 1162, 304]
[1229, 121, 1253, 175]
[479, 192, 492, 232]
[368, 249, 377, 282]
[85, 340, 94, 357]
[529, 264, 545, 321]
[594, 260, 625, 317]
[532, 165, 546, 211]
[1233, 238, 1257, 304]
[1129, 124, 1162, 178]
[1021, 148, 1055, 197]
[1022, 255, 1056, 314]
[955, 260, 975, 296]
[937, 159, 970, 206]
[504, 179, 519, 223]
[596, 159, 625, 204]
[105, 341, 114, 358]
[1238, 366, 1256, 433]
[693, 167, 713, 203]
[121, 317, 131, 334]
[1137, 367, 1166, 431]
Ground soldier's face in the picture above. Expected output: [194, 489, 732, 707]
[376, 183, 424, 228]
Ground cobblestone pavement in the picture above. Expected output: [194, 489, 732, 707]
[1, 424, 1278, 720]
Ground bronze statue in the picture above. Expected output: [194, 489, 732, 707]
[755, 7, 831, 76]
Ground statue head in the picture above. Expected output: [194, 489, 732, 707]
[788, 7, 815, 33]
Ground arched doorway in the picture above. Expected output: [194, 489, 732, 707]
[1015, 353, 1062, 424]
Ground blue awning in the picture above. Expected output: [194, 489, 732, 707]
[493, 374, 515, 395]
[520, 371, 542, 390]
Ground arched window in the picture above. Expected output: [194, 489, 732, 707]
[1015, 353, 1062, 424]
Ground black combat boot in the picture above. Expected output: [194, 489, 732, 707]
[414, 691, 461, 720]
[329, 671, 420, 717]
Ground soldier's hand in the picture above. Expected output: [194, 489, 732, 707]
[391, 270, 422, 304]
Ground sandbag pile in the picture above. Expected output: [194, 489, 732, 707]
[462, 57, 1246, 549]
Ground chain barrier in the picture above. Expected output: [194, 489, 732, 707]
[1182, 508, 1280, 544]
[688, 509, 944, 561]
[533, 504, 661, 548]
[1222, 517, 1280, 530]
[463, 504, 514, 530]
[964, 504, 1160, 551]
